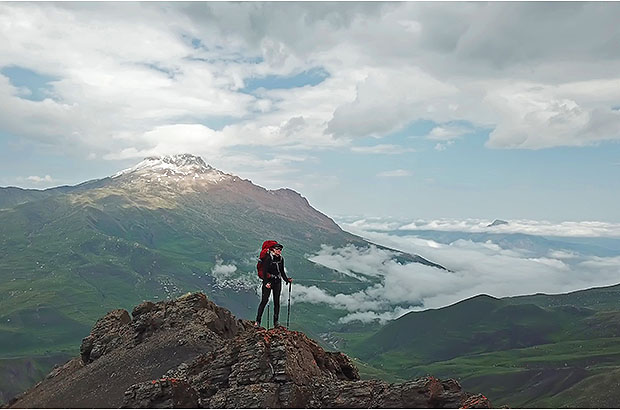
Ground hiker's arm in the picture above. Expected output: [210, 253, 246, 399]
[281, 258, 291, 283]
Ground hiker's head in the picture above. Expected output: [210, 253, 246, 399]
[271, 243, 283, 254]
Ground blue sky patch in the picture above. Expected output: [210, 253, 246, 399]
[191, 38, 202, 49]
[241, 67, 329, 94]
[197, 116, 238, 131]
[1, 66, 57, 101]
[185, 55, 264, 65]
[141, 62, 178, 79]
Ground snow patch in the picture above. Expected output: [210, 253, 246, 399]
[111, 154, 233, 185]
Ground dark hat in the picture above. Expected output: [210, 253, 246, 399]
[272, 243, 283, 250]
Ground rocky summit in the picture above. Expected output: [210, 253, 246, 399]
[4, 293, 491, 409]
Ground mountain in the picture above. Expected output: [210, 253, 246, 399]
[4, 292, 490, 409]
[487, 219, 508, 227]
[342, 283, 620, 408]
[0, 154, 444, 403]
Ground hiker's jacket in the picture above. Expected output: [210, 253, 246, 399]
[261, 252, 290, 282]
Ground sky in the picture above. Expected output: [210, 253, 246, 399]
[1, 2, 619, 222]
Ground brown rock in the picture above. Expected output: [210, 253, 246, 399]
[7, 293, 491, 409]
[121, 378, 199, 408]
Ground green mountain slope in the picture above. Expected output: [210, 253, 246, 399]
[343, 284, 620, 407]
[0, 154, 444, 403]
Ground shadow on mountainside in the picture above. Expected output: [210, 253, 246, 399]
[4, 293, 491, 409]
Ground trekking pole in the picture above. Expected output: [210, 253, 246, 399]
[267, 303, 270, 329]
[286, 281, 292, 329]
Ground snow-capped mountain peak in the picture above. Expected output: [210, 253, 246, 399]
[112, 154, 233, 185]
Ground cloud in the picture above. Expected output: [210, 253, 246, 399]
[26, 175, 53, 183]
[1, 1, 620, 195]
[484, 81, 620, 149]
[377, 169, 412, 178]
[307, 244, 394, 281]
[210, 258, 255, 291]
[326, 66, 459, 139]
[341, 217, 620, 238]
[338, 306, 420, 324]
[295, 223, 620, 323]
[342, 217, 404, 232]
[434, 141, 455, 151]
[351, 144, 415, 155]
[426, 124, 474, 141]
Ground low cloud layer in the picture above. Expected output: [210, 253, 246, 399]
[294, 221, 620, 323]
[210, 258, 256, 292]
[341, 217, 620, 238]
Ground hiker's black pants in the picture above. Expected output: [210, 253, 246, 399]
[256, 278, 282, 324]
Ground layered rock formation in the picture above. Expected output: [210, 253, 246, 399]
[5, 293, 491, 409]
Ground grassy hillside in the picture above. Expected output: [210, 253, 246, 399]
[0, 191, 364, 357]
[341, 285, 620, 408]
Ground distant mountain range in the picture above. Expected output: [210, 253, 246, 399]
[0, 154, 442, 404]
[487, 219, 508, 227]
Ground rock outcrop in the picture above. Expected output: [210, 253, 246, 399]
[5, 293, 491, 409]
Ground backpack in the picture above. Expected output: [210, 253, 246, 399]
[257, 240, 279, 279]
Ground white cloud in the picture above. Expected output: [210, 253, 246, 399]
[548, 250, 580, 260]
[210, 258, 255, 291]
[338, 306, 420, 324]
[326, 66, 459, 139]
[1, 1, 620, 194]
[295, 225, 620, 323]
[351, 144, 415, 155]
[484, 81, 620, 149]
[434, 140, 455, 151]
[26, 175, 53, 183]
[343, 217, 404, 232]
[307, 244, 394, 281]
[426, 124, 473, 141]
[340, 217, 620, 238]
[377, 169, 412, 178]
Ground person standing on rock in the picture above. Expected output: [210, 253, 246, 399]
[255, 242, 293, 328]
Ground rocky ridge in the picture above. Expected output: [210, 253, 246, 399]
[5, 293, 491, 409]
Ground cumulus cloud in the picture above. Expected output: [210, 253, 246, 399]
[2, 2, 620, 190]
[484, 81, 620, 149]
[426, 123, 474, 141]
[326, 66, 459, 139]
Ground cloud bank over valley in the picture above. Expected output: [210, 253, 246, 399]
[287, 217, 620, 323]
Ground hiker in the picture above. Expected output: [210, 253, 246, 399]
[255, 241, 293, 328]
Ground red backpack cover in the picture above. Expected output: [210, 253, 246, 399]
[257, 240, 278, 279]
